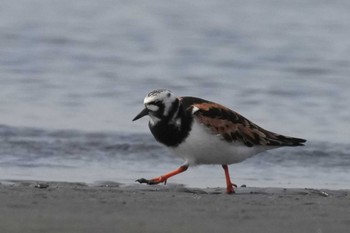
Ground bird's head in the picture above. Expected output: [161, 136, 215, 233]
[132, 89, 179, 124]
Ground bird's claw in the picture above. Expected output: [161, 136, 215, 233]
[226, 186, 236, 194]
[136, 178, 156, 185]
[136, 177, 166, 185]
[226, 183, 237, 194]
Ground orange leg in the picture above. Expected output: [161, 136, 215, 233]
[222, 165, 237, 194]
[136, 165, 188, 185]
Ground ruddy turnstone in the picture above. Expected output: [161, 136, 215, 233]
[133, 89, 306, 194]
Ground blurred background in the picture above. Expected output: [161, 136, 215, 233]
[0, 0, 349, 189]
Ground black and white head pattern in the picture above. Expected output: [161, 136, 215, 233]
[143, 89, 179, 125]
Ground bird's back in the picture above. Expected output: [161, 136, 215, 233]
[179, 96, 306, 148]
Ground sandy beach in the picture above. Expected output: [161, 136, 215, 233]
[0, 180, 349, 233]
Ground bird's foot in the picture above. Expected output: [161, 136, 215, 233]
[226, 186, 236, 194]
[226, 183, 237, 194]
[136, 176, 167, 185]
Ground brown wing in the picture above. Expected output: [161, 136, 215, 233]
[180, 97, 306, 147]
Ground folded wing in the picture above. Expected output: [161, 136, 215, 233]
[181, 97, 306, 147]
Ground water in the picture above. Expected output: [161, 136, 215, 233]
[0, 0, 349, 189]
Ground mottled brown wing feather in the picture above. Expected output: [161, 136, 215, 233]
[189, 101, 306, 147]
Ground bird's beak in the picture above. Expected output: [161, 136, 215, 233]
[132, 108, 149, 121]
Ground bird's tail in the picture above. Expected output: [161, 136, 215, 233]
[269, 134, 306, 146]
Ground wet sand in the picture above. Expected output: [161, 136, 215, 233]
[0, 180, 349, 233]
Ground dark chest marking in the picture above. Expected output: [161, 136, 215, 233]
[149, 106, 193, 147]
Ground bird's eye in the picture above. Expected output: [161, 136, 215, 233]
[151, 100, 161, 106]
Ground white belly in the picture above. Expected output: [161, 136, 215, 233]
[170, 120, 274, 165]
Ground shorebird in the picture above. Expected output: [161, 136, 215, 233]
[133, 89, 306, 193]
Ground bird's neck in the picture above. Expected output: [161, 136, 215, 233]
[149, 104, 192, 147]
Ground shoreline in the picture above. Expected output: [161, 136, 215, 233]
[1, 180, 349, 233]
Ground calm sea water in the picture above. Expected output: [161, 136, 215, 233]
[0, 0, 349, 189]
